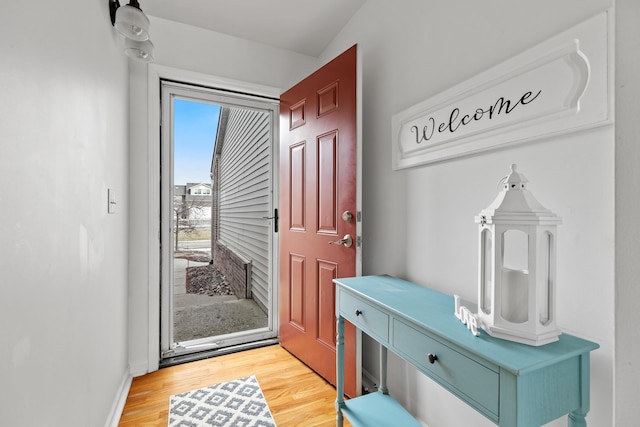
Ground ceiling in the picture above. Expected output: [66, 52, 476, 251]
[141, 0, 367, 57]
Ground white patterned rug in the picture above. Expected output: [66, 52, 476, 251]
[168, 375, 277, 427]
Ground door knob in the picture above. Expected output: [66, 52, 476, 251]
[329, 234, 353, 248]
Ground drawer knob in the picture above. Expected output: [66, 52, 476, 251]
[427, 353, 438, 364]
[355, 309, 362, 316]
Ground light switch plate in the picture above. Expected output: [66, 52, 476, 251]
[108, 188, 116, 214]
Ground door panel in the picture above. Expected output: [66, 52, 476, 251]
[289, 254, 306, 329]
[279, 45, 358, 397]
[318, 131, 338, 233]
[289, 143, 306, 230]
[317, 260, 338, 347]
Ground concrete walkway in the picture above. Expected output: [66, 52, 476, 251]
[172, 258, 268, 343]
[173, 258, 205, 297]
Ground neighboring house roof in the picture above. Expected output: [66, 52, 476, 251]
[186, 183, 212, 204]
[174, 183, 213, 203]
[187, 182, 212, 190]
[187, 183, 212, 199]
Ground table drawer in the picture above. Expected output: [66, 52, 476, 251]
[392, 319, 499, 418]
[339, 290, 389, 342]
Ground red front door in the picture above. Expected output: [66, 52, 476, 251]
[279, 45, 358, 397]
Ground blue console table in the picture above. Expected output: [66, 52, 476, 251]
[334, 275, 599, 427]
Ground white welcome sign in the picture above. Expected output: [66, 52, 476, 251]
[392, 11, 612, 170]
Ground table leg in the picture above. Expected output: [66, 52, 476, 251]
[379, 344, 388, 395]
[568, 353, 590, 427]
[568, 410, 587, 427]
[336, 316, 345, 427]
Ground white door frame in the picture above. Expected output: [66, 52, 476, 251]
[147, 64, 281, 371]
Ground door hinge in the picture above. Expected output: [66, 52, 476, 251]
[356, 235, 362, 248]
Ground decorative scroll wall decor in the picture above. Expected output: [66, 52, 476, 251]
[392, 10, 612, 170]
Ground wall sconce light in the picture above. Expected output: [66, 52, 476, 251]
[475, 164, 562, 346]
[124, 38, 155, 63]
[109, 0, 154, 62]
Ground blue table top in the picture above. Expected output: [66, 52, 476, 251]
[334, 275, 600, 375]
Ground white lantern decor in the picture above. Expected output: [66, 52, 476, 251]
[475, 164, 562, 346]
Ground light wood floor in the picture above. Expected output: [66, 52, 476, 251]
[118, 344, 351, 426]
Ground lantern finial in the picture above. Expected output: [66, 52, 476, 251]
[502, 163, 527, 191]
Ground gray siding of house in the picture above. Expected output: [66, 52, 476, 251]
[218, 107, 271, 311]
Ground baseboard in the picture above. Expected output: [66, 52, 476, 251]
[129, 359, 149, 377]
[104, 370, 133, 427]
[361, 367, 378, 393]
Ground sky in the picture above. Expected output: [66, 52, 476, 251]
[173, 99, 221, 185]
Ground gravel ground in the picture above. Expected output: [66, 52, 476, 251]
[186, 264, 234, 296]
[174, 250, 234, 296]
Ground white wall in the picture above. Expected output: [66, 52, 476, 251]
[0, 1, 130, 426]
[614, 1, 640, 425]
[127, 16, 319, 373]
[321, 1, 614, 426]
